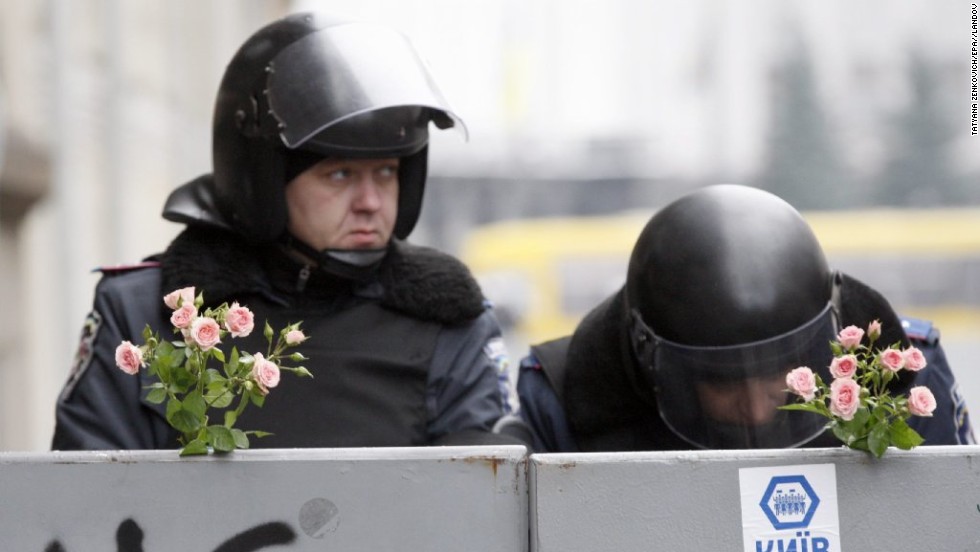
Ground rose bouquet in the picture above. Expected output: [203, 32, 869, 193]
[115, 287, 312, 456]
[781, 320, 936, 458]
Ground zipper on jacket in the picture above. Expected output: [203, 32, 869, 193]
[296, 263, 313, 292]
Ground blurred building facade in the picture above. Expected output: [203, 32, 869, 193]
[0, 0, 291, 450]
[0, 0, 975, 450]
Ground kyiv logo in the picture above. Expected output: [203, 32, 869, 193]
[755, 475, 830, 552]
[759, 475, 819, 530]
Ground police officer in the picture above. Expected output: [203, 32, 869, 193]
[53, 12, 528, 450]
[518, 184, 974, 452]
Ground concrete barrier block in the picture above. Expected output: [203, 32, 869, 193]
[530, 445, 980, 551]
[0, 445, 528, 551]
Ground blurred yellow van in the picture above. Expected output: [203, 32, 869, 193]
[460, 207, 980, 348]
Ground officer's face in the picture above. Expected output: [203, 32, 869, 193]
[286, 157, 399, 251]
[695, 373, 788, 426]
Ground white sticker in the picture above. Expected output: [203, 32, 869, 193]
[739, 464, 841, 552]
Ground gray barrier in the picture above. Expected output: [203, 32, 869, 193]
[529, 445, 980, 551]
[0, 446, 528, 551]
[5, 445, 980, 550]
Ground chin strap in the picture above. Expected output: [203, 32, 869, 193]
[830, 270, 843, 332]
[279, 234, 388, 289]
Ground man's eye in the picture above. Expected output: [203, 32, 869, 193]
[377, 165, 398, 178]
[326, 169, 351, 181]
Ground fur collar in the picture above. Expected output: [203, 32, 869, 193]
[563, 289, 659, 443]
[157, 226, 486, 325]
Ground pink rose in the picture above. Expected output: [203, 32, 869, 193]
[170, 303, 197, 330]
[829, 377, 862, 421]
[285, 329, 308, 345]
[903, 347, 928, 372]
[907, 386, 936, 417]
[829, 354, 859, 379]
[189, 317, 222, 351]
[251, 352, 281, 394]
[163, 287, 196, 310]
[836, 325, 865, 350]
[867, 320, 882, 341]
[879, 348, 905, 372]
[224, 303, 255, 338]
[785, 367, 817, 401]
[114, 341, 144, 375]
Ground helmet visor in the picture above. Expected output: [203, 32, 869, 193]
[630, 302, 837, 449]
[266, 22, 467, 154]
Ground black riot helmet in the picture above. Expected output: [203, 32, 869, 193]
[163, 12, 465, 243]
[625, 184, 838, 449]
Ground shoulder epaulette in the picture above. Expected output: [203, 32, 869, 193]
[93, 261, 162, 274]
[901, 315, 939, 345]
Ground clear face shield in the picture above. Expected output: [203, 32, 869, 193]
[265, 22, 467, 156]
[630, 303, 838, 449]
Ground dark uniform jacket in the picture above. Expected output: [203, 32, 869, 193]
[53, 226, 522, 450]
[518, 273, 975, 452]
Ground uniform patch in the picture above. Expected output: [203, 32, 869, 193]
[484, 337, 518, 414]
[950, 383, 976, 444]
[60, 310, 103, 402]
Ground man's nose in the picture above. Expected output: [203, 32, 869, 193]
[739, 383, 779, 425]
[351, 179, 383, 211]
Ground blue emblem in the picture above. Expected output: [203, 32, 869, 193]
[759, 475, 820, 530]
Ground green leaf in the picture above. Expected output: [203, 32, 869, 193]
[168, 408, 202, 435]
[171, 365, 196, 392]
[238, 353, 254, 376]
[203, 368, 224, 385]
[231, 428, 249, 449]
[847, 438, 871, 453]
[212, 347, 226, 363]
[831, 422, 858, 446]
[889, 418, 925, 450]
[157, 339, 175, 355]
[149, 352, 172, 381]
[165, 397, 181, 419]
[226, 347, 240, 378]
[249, 391, 266, 408]
[247, 430, 274, 439]
[179, 439, 209, 456]
[870, 403, 889, 422]
[850, 407, 871, 428]
[157, 350, 185, 381]
[205, 383, 234, 409]
[867, 422, 890, 458]
[207, 425, 237, 452]
[779, 403, 830, 416]
[146, 387, 168, 404]
[224, 410, 238, 428]
[182, 390, 207, 419]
